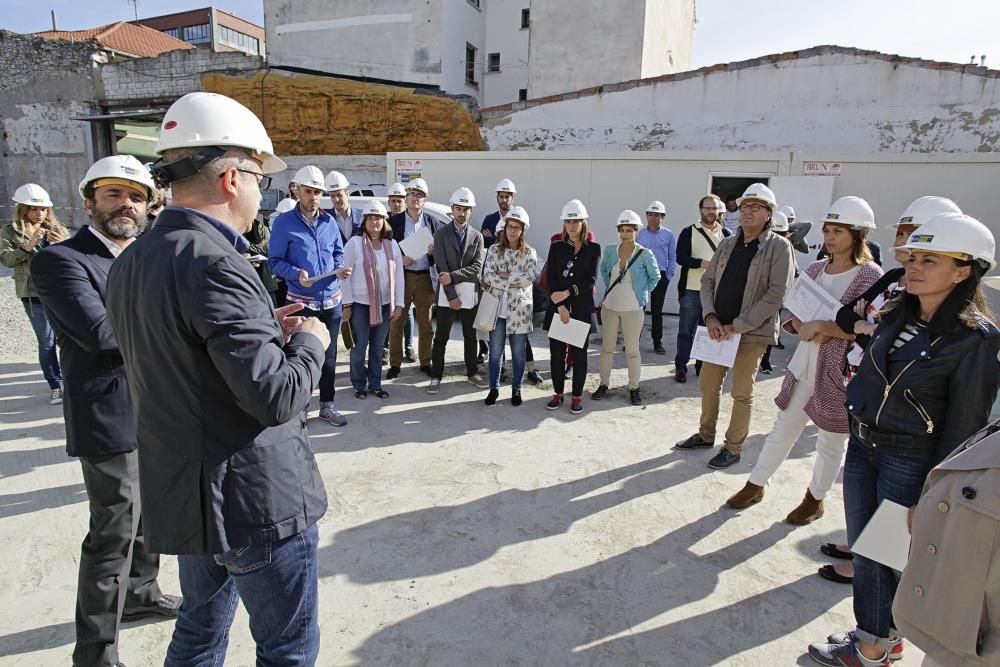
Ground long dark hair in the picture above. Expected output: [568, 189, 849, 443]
[882, 259, 993, 337]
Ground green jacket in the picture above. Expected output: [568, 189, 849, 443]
[0, 221, 63, 298]
[244, 218, 278, 293]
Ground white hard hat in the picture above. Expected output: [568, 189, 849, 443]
[737, 183, 778, 211]
[387, 182, 407, 197]
[293, 166, 325, 191]
[269, 197, 297, 221]
[324, 170, 349, 192]
[899, 213, 996, 271]
[616, 209, 642, 227]
[504, 205, 529, 228]
[362, 200, 389, 219]
[450, 187, 476, 207]
[155, 92, 286, 174]
[893, 196, 962, 230]
[771, 210, 789, 232]
[779, 205, 796, 219]
[822, 196, 876, 230]
[496, 178, 516, 194]
[983, 276, 1000, 291]
[646, 200, 666, 215]
[560, 199, 588, 220]
[12, 183, 53, 207]
[79, 155, 157, 200]
[406, 178, 429, 196]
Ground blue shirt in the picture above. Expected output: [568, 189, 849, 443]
[268, 206, 344, 310]
[636, 226, 677, 281]
[453, 223, 468, 252]
[169, 206, 250, 254]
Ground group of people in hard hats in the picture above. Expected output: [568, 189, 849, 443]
[3, 88, 1000, 667]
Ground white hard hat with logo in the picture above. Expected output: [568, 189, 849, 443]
[79, 155, 157, 200]
[771, 211, 789, 232]
[899, 213, 996, 271]
[779, 205, 796, 219]
[362, 200, 389, 219]
[646, 200, 666, 215]
[269, 197, 297, 221]
[616, 209, 642, 227]
[496, 178, 516, 194]
[406, 178, 429, 196]
[893, 196, 962, 230]
[504, 206, 529, 228]
[293, 166, 325, 191]
[324, 171, 350, 192]
[450, 187, 476, 207]
[822, 196, 876, 230]
[387, 182, 407, 197]
[154, 92, 286, 174]
[736, 183, 778, 211]
[561, 199, 588, 220]
[12, 183, 53, 208]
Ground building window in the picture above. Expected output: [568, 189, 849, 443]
[487, 52, 500, 73]
[521, 8, 530, 29]
[465, 43, 478, 86]
[218, 25, 260, 54]
[518, 88, 528, 101]
[164, 27, 180, 38]
[181, 23, 211, 44]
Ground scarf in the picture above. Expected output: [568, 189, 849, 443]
[362, 235, 396, 326]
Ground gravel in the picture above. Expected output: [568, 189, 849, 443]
[0, 266, 41, 362]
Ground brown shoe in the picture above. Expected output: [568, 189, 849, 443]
[786, 489, 825, 525]
[725, 482, 764, 509]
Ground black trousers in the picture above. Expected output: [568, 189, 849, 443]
[549, 334, 590, 398]
[649, 271, 669, 346]
[74, 450, 161, 667]
[431, 306, 479, 379]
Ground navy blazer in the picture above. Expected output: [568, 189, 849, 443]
[31, 227, 136, 458]
[388, 210, 442, 265]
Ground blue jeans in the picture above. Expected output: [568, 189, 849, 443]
[488, 318, 526, 390]
[674, 289, 702, 369]
[21, 298, 61, 389]
[166, 523, 320, 666]
[349, 303, 391, 392]
[843, 434, 932, 644]
[302, 305, 342, 403]
[404, 306, 414, 347]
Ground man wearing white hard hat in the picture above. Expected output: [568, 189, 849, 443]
[428, 186, 487, 393]
[325, 170, 364, 244]
[106, 92, 331, 665]
[481, 178, 516, 250]
[386, 182, 407, 216]
[636, 199, 676, 355]
[675, 182, 795, 470]
[32, 156, 180, 666]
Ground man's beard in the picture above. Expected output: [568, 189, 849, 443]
[93, 206, 146, 240]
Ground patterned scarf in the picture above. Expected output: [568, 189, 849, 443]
[361, 234, 396, 326]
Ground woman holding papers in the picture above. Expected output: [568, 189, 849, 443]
[592, 210, 660, 406]
[544, 199, 600, 414]
[481, 207, 539, 406]
[726, 197, 883, 524]
[340, 201, 404, 399]
[808, 213, 1000, 667]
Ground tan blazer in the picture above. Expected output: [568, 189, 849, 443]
[893, 425, 1000, 666]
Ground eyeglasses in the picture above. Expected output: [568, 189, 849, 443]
[406, 191, 427, 199]
[738, 203, 768, 213]
[228, 169, 272, 190]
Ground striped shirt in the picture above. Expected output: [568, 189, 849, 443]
[890, 319, 927, 354]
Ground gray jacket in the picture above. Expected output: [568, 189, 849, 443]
[700, 228, 795, 345]
[433, 222, 485, 302]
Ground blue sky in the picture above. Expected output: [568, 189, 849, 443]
[2, 0, 998, 70]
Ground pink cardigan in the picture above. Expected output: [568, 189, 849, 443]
[774, 260, 884, 433]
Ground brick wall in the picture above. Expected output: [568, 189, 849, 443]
[0, 30, 97, 94]
[101, 49, 262, 105]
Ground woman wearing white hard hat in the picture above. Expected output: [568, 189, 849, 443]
[592, 210, 660, 405]
[809, 212, 1000, 667]
[727, 196, 883, 527]
[0, 183, 68, 403]
[340, 200, 403, 399]
[480, 206, 538, 406]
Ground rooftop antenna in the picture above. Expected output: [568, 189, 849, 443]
[50, 9, 57, 30]
[970, 55, 977, 64]
[981, 55, 987, 66]
[127, 0, 138, 21]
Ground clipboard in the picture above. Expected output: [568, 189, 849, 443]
[690, 326, 741, 367]
[437, 281, 477, 309]
[548, 317, 590, 348]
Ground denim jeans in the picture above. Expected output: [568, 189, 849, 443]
[844, 434, 933, 643]
[165, 523, 320, 667]
[349, 303, 391, 392]
[674, 289, 702, 370]
[301, 304, 342, 403]
[21, 297, 62, 389]
[488, 318, 526, 390]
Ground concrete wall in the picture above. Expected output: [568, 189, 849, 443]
[101, 49, 261, 106]
[481, 0, 530, 107]
[440, 0, 484, 97]
[641, 0, 694, 77]
[483, 49, 1000, 155]
[276, 155, 388, 195]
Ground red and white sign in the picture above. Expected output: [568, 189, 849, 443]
[803, 161, 842, 177]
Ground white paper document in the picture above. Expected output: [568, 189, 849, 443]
[548, 317, 591, 348]
[784, 273, 842, 323]
[246, 254, 267, 263]
[398, 227, 435, 258]
[310, 267, 345, 281]
[437, 281, 478, 309]
[852, 499, 912, 572]
[690, 326, 741, 367]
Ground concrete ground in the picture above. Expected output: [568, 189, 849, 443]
[0, 309, 925, 666]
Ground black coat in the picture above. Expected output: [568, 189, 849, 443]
[846, 308, 1000, 466]
[481, 211, 501, 249]
[675, 223, 732, 298]
[31, 227, 136, 458]
[106, 208, 328, 555]
[543, 240, 600, 329]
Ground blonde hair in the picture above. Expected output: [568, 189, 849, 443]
[13, 203, 61, 233]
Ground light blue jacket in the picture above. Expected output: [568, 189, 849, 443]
[598, 243, 661, 308]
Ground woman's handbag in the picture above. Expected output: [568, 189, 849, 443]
[473, 287, 502, 332]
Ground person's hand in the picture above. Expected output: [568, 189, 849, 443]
[335, 267, 352, 280]
[25, 226, 45, 251]
[439, 272, 452, 286]
[558, 305, 571, 324]
[298, 269, 314, 288]
[798, 320, 821, 341]
[342, 305, 352, 320]
[498, 271, 510, 279]
[721, 324, 736, 340]
[448, 297, 461, 311]
[854, 320, 876, 336]
[483, 229, 494, 238]
[390, 306, 402, 320]
[275, 303, 305, 342]
[788, 317, 803, 334]
[700, 259, 711, 270]
[427, 243, 435, 256]
[705, 314, 725, 341]
[815, 334, 832, 345]
[551, 289, 570, 304]
[294, 317, 331, 350]
[402, 255, 415, 267]
[46, 226, 65, 243]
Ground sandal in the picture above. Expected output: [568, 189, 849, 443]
[372, 389, 389, 399]
[818, 564, 853, 584]
[355, 390, 367, 399]
[820, 542, 853, 560]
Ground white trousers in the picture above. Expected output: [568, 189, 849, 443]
[748, 379, 848, 499]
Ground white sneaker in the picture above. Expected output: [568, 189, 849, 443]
[427, 378, 441, 394]
[49, 388, 63, 405]
[318, 404, 346, 427]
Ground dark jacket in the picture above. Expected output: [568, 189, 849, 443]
[675, 223, 732, 298]
[433, 222, 484, 301]
[481, 211, 501, 249]
[31, 227, 136, 458]
[244, 217, 278, 293]
[835, 267, 905, 347]
[106, 208, 328, 555]
[543, 240, 601, 329]
[388, 210, 442, 266]
[846, 307, 1000, 466]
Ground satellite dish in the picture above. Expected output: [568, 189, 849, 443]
[787, 221, 812, 254]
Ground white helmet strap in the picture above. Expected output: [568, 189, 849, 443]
[150, 146, 227, 188]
